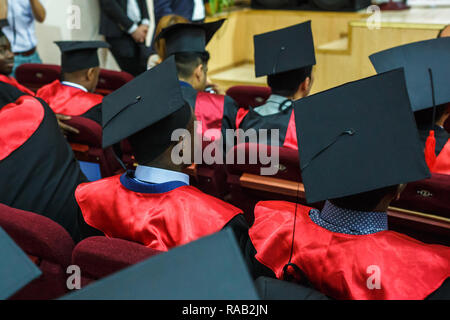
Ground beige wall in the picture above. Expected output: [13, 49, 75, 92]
[35, 0, 155, 71]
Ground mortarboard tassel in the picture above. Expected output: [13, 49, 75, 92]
[425, 68, 437, 171]
[425, 130, 436, 170]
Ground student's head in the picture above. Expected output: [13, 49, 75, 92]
[437, 25, 450, 38]
[128, 104, 196, 172]
[330, 185, 405, 212]
[267, 65, 314, 100]
[61, 67, 101, 93]
[174, 51, 210, 91]
[414, 103, 450, 128]
[55, 41, 109, 92]
[154, 15, 190, 60]
[0, 33, 14, 76]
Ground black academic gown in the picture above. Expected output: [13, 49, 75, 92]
[0, 83, 88, 242]
[239, 105, 294, 147]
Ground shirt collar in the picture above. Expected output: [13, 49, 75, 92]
[179, 80, 194, 89]
[61, 81, 88, 92]
[311, 200, 388, 235]
[120, 166, 190, 194]
[134, 165, 190, 185]
[253, 94, 292, 116]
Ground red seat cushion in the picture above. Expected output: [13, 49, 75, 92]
[0, 203, 74, 299]
[72, 236, 162, 282]
[226, 85, 271, 109]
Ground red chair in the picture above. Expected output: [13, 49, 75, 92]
[391, 173, 450, 219]
[95, 69, 134, 96]
[225, 143, 309, 223]
[71, 236, 162, 287]
[15, 63, 60, 92]
[64, 116, 125, 178]
[226, 85, 271, 109]
[0, 203, 74, 300]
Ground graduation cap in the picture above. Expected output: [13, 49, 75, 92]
[293, 68, 430, 204]
[369, 37, 450, 112]
[0, 226, 42, 299]
[254, 21, 316, 78]
[155, 19, 225, 56]
[60, 228, 259, 300]
[102, 56, 191, 163]
[55, 41, 110, 73]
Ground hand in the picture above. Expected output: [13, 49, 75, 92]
[205, 78, 225, 95]
[55, 114, 79, 137]
[131, 25, 148, 43]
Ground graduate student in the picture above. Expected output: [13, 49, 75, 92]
[248, 69, 450, 300]
[0, 82, 90, 242]
[36, 41, 109, 124]
[74, 57, 272, 278]
[370, 37, 450, 175]
[236, 21, 316, 150]
[155, 20, 239, 152]
[0, 19, 34, 95]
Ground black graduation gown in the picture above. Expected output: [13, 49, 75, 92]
[239, 105, 294, 147]
[0, 83, 88, 242]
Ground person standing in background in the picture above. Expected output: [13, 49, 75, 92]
[153, 0, 205, 24]
[99, 0, 151, 76]
[1, 0, 45, 77]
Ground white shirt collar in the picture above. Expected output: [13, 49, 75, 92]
[61, 81, 88, 92]
[134, 165, 190, 185]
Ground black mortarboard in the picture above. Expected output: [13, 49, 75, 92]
[60, 229, 259, 300]
[155, 19, 225, 56]
[102, 56, 191, 163]
[369, 37, 450, 112]
[254, 21, 316, 77]
[0, 226, 42, 299]
[55, 41, 110, 73]
[294, 69, 430, 204]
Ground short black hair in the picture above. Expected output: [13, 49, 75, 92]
[414, 103, 448, 128]
[173, 51, 210, 79]
[267, 66, 313, 97]
[329, 185, 399, 212]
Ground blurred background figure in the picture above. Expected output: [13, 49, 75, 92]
[0, 0, 46, 77]
[154, 0, 205, 25]
[99, 0, 151, 76]
[147, 14, 189, 69]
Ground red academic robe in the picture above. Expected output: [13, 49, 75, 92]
[0, 74, 35, 96]
[36, 80, 103, 116]
[75, 174, 242, 251]
[249, 201, 450, 300]
[430, 140, 450, 175]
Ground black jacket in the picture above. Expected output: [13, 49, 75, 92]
[99, 0, 150, 38]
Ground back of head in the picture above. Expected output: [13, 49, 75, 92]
[267, 66, 312, 97]
[330, 185, 399, 212]
[174, 51, 210, 80]
[414, 103, 448, 129]
[154, 15, 190, 60]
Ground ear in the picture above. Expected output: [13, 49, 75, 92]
[86, 68, 96, 81]
[193, 63, 204, 82]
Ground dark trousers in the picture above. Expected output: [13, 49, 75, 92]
[106, 35, 150, 77]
